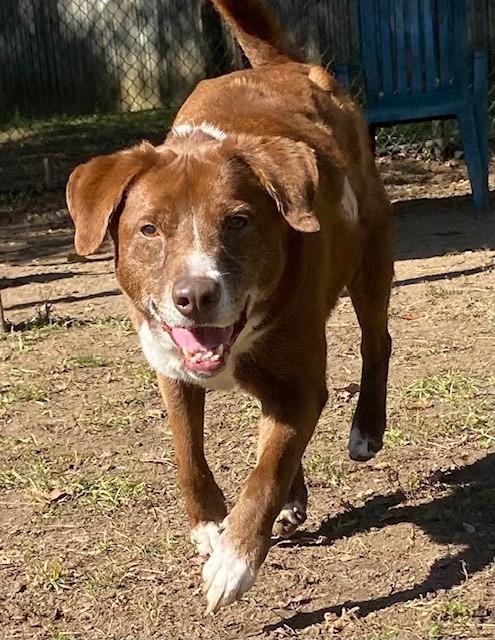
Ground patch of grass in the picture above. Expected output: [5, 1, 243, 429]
[73, 476, 146, 510]
[0, 469, 22, 489]
[4, 325, 69, 352]
[21, 310, 64, 331]
[405, 371, 478, 403]
[479, 427, 495, 448]
[426, 284, 453, 299]
[95, 317, 134, 334]
[405, 471, 422, 494]
[428, 599, 475, 638]
[435, 599, 474, 621]
[34, 559, 70, 592]
[5, 303, 78, 335]
[0, 459, 54, 494]
[387, 304, 402, 318]
[384, 426, 407, 448]
[83, 577, 100, 600]
[1, 383, 49, 405]
[136, 534, 180, 557]
[66, 354, 111, 368]
[43, 626, 73, 640]
[134, 364, 157, 390]
[73, 400, 142, 431]
[437, 402, 494, 442]
[428, 598, 474, 639]
[428, 618, 444, 639]
[304, 455, 348, 487]
[107, 412, 139, 429]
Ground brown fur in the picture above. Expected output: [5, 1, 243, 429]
[209, 0, 302, 67]
[66, 0, 394, 612]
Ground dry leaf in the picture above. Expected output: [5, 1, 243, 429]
[372, 462, 390, 470]
[399, 313, 421, 320]
[12, 580, 27, 595]
[334, 383, 360, 402]
[278, 594, 310, 609]
[44, 488, 70, 504]
[325, 606, 360, 632]
[67, 252, 90, 263]
[407, 399, 434, 410]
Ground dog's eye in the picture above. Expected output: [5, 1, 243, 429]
[141, 224, 159, 238]
[226, 215, 249, 231]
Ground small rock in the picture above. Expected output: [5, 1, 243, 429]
[12, 580, 27, 595]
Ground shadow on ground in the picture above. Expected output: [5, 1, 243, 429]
[395, 193, 495, 260]
[265, 453, 495, 633]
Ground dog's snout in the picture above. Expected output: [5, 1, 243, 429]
[172, 276, 221, 318]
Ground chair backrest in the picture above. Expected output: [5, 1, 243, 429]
[358, 0, 470, 106]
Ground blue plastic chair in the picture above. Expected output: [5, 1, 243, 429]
[336, 0, 489, 213]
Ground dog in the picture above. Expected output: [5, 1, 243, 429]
[66, 0, 393, 614]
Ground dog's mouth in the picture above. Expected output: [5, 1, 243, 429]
[162, 307, 248, 376]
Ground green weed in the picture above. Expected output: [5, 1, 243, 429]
[66, 354, 111, 368]
[74, 476, 145, 510]
[405, 371, 478, 402]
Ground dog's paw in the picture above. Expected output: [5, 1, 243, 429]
[272, 500, 307, 538]
[191, 521, 222, 557]
[202, 532, 257, 614]
[348, 424, 381, 461]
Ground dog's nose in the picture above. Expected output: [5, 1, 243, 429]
[172, 276, 221, 318]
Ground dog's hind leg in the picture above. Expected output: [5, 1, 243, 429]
[257, 418, 308, 538]
[272, 464, 307, 537]
[347, 214, 394, 461]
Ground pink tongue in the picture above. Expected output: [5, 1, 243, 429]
[170, 325, 234, 352]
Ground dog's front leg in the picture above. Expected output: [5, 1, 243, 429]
[157, 374, 227, 556]
[202, 380, 328, 613]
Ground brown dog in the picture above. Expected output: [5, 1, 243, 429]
[66, 0, 393, 613]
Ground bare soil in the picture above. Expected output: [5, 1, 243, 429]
[1, 158, 494, 640]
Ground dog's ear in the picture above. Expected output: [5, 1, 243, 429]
[236, 135, 320, 232]
[66, 143, 163, 255]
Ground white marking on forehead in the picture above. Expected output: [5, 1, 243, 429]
[172, 122, 227, 141]
[192, 215, 202, 253]
[187, 252, 222, 281]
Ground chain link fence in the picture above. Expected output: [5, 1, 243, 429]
[0, 0, 493, 191]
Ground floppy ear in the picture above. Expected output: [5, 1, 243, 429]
[236, 135, 320, 232]
[66, 143, 159, 255]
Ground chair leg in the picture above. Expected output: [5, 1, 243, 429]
[457, 107, 490, 214]
[473, 50, 489, 187]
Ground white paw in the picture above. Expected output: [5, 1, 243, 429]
[272, 500, 307, 538]
[202, 532, 257, 614]
[348, 424, 377, 461]
[190, 522, 222, 557]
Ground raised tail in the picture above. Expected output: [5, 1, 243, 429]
[209, 0, 302, 67]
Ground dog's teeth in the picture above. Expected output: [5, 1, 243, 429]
[216, 344, 224, 357]
[203, 351, 214, 359]
[184, 349, 193, 359]
[211, 354, 220, 362]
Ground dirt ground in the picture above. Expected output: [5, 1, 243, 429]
[1, 158, 494, 640]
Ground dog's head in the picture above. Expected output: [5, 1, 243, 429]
[66, 127, 319, 380]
